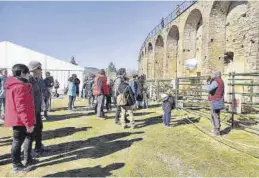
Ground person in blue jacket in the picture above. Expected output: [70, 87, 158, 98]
[67, 77, 77, 111]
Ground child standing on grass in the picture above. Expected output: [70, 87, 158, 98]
[67, 77, 77, 111]
[4, 64, 35, 173]
[161, 93, 175, 128]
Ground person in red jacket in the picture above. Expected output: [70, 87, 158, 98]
[4, 64, 35, 173]
[93, 69, 109, 119]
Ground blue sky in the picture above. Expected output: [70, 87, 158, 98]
[0, 1, 179, 69]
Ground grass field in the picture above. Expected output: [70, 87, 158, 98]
[1, 97, 259, 177]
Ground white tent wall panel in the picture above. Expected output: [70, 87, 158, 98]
[0, 41, 84, 94]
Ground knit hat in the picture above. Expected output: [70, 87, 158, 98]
[161, 93, 169, 101]
[99, 69, 106, 75]
[28, 61, 42, 72]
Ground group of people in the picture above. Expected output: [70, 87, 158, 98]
[0, 59, 225, 174]
[79, 68, 150, 129]
[1, 61, 58, 173]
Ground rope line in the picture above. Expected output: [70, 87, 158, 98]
[178, 108, 259, 151]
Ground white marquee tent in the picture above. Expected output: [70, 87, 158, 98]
[0, 41, 85, 93]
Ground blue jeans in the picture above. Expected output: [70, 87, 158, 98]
[68, 96, 76, 110]
[163, 112, 171, 126]
[143, 100, 148, 108]
[0, 98, 5, 118]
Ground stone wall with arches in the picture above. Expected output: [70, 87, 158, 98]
[139, 0, 259, 80]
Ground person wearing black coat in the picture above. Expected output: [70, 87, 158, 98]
[86, 74, 94, 107]
[116, 78, 136, 129]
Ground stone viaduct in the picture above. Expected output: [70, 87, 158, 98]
[138, 1, 259, 80]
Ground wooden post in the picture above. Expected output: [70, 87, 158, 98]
[175, 78, 179, 108]
[231, 72, 235, 128]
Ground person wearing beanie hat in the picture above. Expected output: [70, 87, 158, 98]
[28, 61, 42, 72]
[28, 61, 46, 156]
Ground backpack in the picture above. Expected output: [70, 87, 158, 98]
[116, 86, 129, 106]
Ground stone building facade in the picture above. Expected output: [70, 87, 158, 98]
[138, 1, 259, 80]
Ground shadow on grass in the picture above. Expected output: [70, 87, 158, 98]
[0, 132, 144, 167]
[172, 117, 200, 127]
[0, 153, 11, 166]
[51, 106, 87, 112]
[0, 137, 12, 147]
[146, 104, 161, 109]
[34, 132, 144, 169]
[134, 112, 155, 117]
[221, 126, 232, 136]
[105, 112, 155, 120]
[135, 116, 162, 129]
[43, 163, 125, 177]
[43, 127, 92, 141]
[47, 113, 87, 122]
[0, 136, 11, 140]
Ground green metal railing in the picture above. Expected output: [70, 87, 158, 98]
[145, 72, 259, 128]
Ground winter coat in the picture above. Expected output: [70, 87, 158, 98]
[86, 78, 94, 96]
[54, 81, 60, 89]
[0, 75, 7, 98]
[162, 95, 175, 113]
[107, 83, 113, 96]
[75, 78, 80, 95]
[116, 82, 136, 106]
[93, 74, 109, 96]
[29, 76, 43, 113]
[4, 77, 35, 128]
[136, 81, 143, 101]
[206, 78, 225, 110]
[114, 75, 123, 94]
[44, 76, 54, 88]
[129, 79, 138, 95]
[42, 78, 51, 98]
[67, 81, 77, 96]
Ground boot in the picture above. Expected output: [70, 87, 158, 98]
[214, 129, 220, 136]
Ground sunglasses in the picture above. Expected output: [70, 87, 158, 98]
[37, 67, 42, 70]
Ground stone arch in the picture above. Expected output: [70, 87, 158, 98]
[166, 25, 179, 78]
[154, 35, 165, 79]
[147, 42, 154, 79]
[183, 9, 203, 76]
[208, 1, 248, 73]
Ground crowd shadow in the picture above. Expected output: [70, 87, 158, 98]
[0, 153, 11, 166]
[43, 127, 92, 141]
[134, 112, 155, 117]
[0, 136, 11, 140]
[43, 163, 125, 177]
[47, 113, 87, 122]
[146, 104, 161, 109]
[0, 137, 12, 147]
[51, 106, 87, 112]
[135, 116, 162, 129]
[172, 117, 200, 127]
[0, 132, 144, 167]
[33, 132, 144, 169]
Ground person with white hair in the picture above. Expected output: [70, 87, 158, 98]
[161, 93, 175, 128]
[205, 70, 225, 136]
